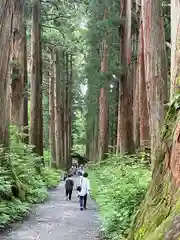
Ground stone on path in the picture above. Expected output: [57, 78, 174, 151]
[1, 180, 100, 240]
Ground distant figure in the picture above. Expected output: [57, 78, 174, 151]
[78, 172, 90, 210]
[63, 171, 68, 181]
[69, 166, 74, 176]
[76, 171, 83, 192]
[65, 174, 74, 200]
[78, 165, 84, 176]
[73, 165, 77, 175]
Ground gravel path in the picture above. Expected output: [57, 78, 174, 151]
[1, 179, 100, 240]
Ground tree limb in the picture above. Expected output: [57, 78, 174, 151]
[41, 24, 65, 38]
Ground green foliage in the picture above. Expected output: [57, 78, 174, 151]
[88, 154, 151, 240]
[0, 126, 61, 229]
[161, 94, 180, 142]
[72, 110, 86, 145]
[0, 199, 29, 230]
[41, 167, 61, 189]
[72, 144, 86, 156]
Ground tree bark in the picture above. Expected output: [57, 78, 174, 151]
[30, 0, 43, 159]
[98, 9, 109, 160]
[117, 0, 134, 154]
[67, 54, 73, 168]
[133, 48, 140, 149]
[109, 83, 118, 152]
[49, 50, 56, 168]
[54, 48, 64, 168]
[86, 81, 99, 161]
[10, 0, 28, 143]
[170, 0, 180, 99]
[126, 0, 134, 153]
[0, 0, 15, 146]
[64, 52, 72, 169]
[139, 22, 150, 149]
[128, 3, 180, 238]
[141, 0, 168, 167]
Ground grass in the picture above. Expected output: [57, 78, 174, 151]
[88, 154, 151, 240]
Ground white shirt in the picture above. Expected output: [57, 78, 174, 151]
[79, 177, 90, 196]
[76, 176, 83, 186]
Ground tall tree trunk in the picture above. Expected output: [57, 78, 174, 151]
[168, 0, 180, 187]
[128, 2, 180, 238]
[117, 0, 134, 154]
[67, 54, 73, 168]
[64, 52, 72, 169]
[126, 0, 134, 153]
[170, 0, 180, 99]
[0, 0, 15, 146]
[23, 28, 29, 144]
[141, 0, 167, 167]
[10, 0, 28, 143]
[139, 22, 150, 149]
[132, 7, 140, 150]
[60, 55, 65, 167]
[98, 9, 109, 160]
[86, 82, 99, 161]
[109, 83, 118, 152]
[113, 83, 119, 149]
[30, 0, 43, 159]
[64, 52, 68, 169]
[98, 44, 108, 160]
[54, 48, 64, 168]
[133, 51, 140, 149]
[49, 50, 56, 168]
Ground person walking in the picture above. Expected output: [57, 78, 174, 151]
[77, 165, 84, 176]
[76, 171, 83, 187]
[77, 172, 90, 210]
[65, 174, 74, 200]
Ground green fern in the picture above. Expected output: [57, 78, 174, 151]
[0, 125, 61, 229]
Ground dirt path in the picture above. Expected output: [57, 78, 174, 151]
[1, 179, 100, 240]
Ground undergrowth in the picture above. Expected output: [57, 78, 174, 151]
[0, 126, 61, 230]
[88, 154, 151, 240]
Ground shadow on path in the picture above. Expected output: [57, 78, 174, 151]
[1, 179, 100, 240]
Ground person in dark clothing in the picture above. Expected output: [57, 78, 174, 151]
[83, 192, 87, 209]
[65, 174, 74, 200]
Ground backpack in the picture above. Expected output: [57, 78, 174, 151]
[77, 185, 82, 192]
[76, 177, 83, 192]
[65, 179, 74, 190]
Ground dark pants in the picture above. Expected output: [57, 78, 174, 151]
[84, 194, 87, 208]
[79, 194, 87, 209]
[66, 189, 72, 200]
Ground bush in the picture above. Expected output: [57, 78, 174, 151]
[88, 154, 151, 240]
[41, 167, 61, 188]
[0, 199, 29, 230]
[0, 126, 61, 230]
[72, 144, 85, 156]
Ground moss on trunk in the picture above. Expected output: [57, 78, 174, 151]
[128, 98, 180, 239]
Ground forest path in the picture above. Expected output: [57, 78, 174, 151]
[1, 178, 100, 240]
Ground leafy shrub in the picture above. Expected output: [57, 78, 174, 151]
[41, 167, 61, 188]
[88, 154, 151, 240]
[0, 199, 29, 230]
[72, 144, 86, 156]
[0, 126, 61, 230]
[44, 150, 51, 166]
